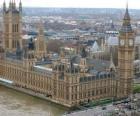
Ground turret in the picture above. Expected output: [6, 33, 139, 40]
[23, 38, 36, 70]
[24, 38, 35, 59]
[19, 0, 22, 13]
[109, 48, 116, 72]
[16, 41, 23, 60]
[80, 47, 87, 73]
[9, 0, 12, 10]
[3, 0, 6, 13]
[8, 0, 17, 11]
[35, 21, 47, 59]
[81, 47, 87, 59]
[13, 0, 16, 9]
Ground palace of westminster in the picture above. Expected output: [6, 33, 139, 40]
[0, 1, 136, 107]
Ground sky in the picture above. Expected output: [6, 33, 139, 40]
[1, 0, 140, 9]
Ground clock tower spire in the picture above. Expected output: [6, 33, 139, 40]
[118, 4, 135, 98]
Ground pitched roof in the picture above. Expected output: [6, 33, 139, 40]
[120, 5, 133, 33]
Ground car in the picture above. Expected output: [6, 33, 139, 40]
[114, 108, 119, 112]
[121, 100, 129, 104]
[102, 106, 106, 110]
[133, 98, 137, 102]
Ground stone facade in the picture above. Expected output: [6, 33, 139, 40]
[0, 1, 135, 108]
[118, 6, 135, 98]
[3, 0, 22, 52]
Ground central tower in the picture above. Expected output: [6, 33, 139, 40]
[3, 0, 22, 52]
[118, 5, 135, 98]
[35, 21, 47, 59]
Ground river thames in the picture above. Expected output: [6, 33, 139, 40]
[0, 86, 68, 116]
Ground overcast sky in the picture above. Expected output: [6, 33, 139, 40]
[1, 0, 140, 9]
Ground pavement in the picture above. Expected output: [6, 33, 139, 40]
[64, 93, 140, 116]
[64, 105, 116, 116]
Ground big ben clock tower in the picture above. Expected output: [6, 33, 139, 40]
[118, 5, 135, 98]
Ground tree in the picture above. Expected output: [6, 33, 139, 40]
[47, 40, 64, 53]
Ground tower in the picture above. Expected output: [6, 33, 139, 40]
[80, 47, 87, 73]
[16, 41, 23, 60]
[35, 21, 47, 60]
[118, 5, 135, 98]
[3, 0, 22, 52]
[23, 38, 36, 70]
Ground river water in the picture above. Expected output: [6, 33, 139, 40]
[0, 86, 68, 116]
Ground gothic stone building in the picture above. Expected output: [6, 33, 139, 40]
[0, 1, 135, 107]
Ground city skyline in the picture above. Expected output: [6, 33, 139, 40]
[1, 0, 140, 9]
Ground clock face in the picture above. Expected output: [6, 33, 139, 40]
[129, 39, 133, 46]
[120, 40, 124, 46]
